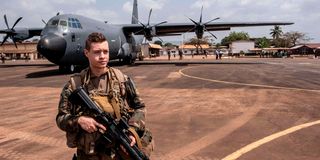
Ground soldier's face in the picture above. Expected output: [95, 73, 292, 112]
[85, 41, 109, 69]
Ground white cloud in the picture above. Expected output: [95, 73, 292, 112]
[239, 0, 252, 5]
[54, 0, 96, 5]
[280, 2, 300, 12]
[139, 0, 167, 10]
[122, 1, 133, 13]
[191, 0, 214, 9]
[75, 8, 119, 23]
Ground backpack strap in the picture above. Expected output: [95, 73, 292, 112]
[110, 67, 127, 83]
[70, 68, 89, 91]
[70, 74, 82, 91]
[107, 67, 128, 120]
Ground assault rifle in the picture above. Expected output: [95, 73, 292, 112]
[69, 86, 149, 160]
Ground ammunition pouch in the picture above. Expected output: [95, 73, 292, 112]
[66, 131, 78, 148]
[91, 95, 116, 118]
[118, 128, 154, 158]
[77, 132, 101, 155]
[140, 129, 154, 157]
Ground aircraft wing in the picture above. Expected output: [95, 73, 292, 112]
[0, 27, 43, 42]
[27, 28, 43, 36]
[122, 21, 293, 35]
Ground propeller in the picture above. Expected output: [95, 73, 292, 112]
[42, 19, 47, 25]
[186, 6, 220, 39]
[1, 14, 23, 48]
[42, 12, 61, 25]
[133, 8, 167, 41]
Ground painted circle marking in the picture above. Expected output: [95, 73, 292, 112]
[179, 66, 320, 159]
[179, 66, 320, 93]
[221, 120, 320, 160]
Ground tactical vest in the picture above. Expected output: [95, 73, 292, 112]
[70, 67, 127, 120]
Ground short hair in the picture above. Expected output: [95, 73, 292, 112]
[85, 32, 107, 50]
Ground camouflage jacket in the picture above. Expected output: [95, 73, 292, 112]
[56, 67, 150, 154]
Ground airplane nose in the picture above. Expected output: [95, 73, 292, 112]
[37, 34, 66, 64]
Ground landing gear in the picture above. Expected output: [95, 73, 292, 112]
[59, 64, 76, 73]
[122, 55, 136, 65]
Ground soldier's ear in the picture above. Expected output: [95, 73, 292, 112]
[84, 49, 89, 58]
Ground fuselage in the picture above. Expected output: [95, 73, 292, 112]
[37, 14, 143, 66]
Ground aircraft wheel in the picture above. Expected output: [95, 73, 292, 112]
[59, 65, 76, 73]
[70, 65, 75, 73]
[123, 55, 135, 65]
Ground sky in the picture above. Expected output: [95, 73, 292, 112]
[0, 0, 319, 44]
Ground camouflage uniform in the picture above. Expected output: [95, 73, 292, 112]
[56, 67, 153, 160]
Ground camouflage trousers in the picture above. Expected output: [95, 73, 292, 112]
[76, 149, 116, 160]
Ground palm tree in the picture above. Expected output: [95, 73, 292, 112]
[270, 25, 283, 40]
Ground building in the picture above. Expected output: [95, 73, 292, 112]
[290, 43, 320, 55]
[0, 42, 40, 60]
[178, 44, 211, 55]
[249, 48, 291, 58]
[229, 40, 255, 56]
[141, 43, 162, 58]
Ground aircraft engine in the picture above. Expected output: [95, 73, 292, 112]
[0, 15, 32, 47]
[12, 28, 31, 41]
[186, 6, 219, 40]
[133, 9, 167, 42]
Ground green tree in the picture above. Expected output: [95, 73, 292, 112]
[215, 43, 221, 48]
[256, 37, 270, 48]
[273, 38, 290, 48]
[164, 42, 173, 47]
[221, 31, 250, 46]
[154, 40, 163, 46]
[185, 36, 211, 45]
[282, 31, 311, 46]
[270, 25, 283, 40]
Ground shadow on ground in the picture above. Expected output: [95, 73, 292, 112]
[26, 69, 66, 78]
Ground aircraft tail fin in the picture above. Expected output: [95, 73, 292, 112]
[131, 0, 138, 24]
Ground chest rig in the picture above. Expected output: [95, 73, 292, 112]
[70, 67, 127, 121]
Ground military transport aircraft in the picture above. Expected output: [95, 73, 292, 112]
[0, 0, 293, 72]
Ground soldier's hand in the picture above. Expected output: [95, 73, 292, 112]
[77, 116, 106, 133]
[120, 134, 136, 155]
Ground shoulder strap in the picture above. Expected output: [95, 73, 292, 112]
[108, 67, 128, 120]
[110, 67, 127, 83]
[70, 68, 89, 91]
[70, 74, 82, 91]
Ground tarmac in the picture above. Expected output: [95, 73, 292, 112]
[0, 56, 320, 160]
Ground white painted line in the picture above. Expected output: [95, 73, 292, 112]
[222, 120, 320, 160]
[134, 76, 147, 79]
[167, 72, 181, 79]
[179, 67, 320, 93]
[179, 66, 320, 159]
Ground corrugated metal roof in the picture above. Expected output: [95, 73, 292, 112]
[179, 44, 210, 49]
[148, 43, 162, 49]
[305, 43, 320, 48]
[290, 45, 303, 49]
[291, 43, 320, 49]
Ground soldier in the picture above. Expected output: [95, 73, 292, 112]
[1, 53, 5, 64]
[56, 32, 153, 160]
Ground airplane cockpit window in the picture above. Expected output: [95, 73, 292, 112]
[59, 20, 67, 27]
[51, 20, 59, 26]
[68, 18, 82, 29]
